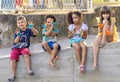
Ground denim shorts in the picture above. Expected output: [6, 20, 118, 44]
[42, 41, 61, 51]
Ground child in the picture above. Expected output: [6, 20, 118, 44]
[93, 6, 118, 69]
[41, 15, 61, 67]
[8, 16, 38, 82]
[67, 11, 88, 73]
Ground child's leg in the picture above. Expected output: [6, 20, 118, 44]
[72, 43, 81, 65]
[79, 42, 87, 66]
[21, 48, 34, 75]
[107, 34, 113, 42]
[8, 60, 17, 81]
[23, 55, 32, 72]
[41, 41, 52, 54]
[93, 36, 102, 68]
[49, 43, 59, 67]
[8, 49, 20, 81]
[10, 60, 17, 77]
[101, 24, 109, 45]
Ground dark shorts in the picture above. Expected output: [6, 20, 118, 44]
[42, 41, 61, 51]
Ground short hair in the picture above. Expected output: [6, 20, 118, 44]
[17, 15, 26, 21]
[45, 15, 56, 22]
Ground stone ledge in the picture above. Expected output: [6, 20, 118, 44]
[0, 41, 120, 82]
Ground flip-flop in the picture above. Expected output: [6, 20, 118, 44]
[79, 65, 85, 73]
[8, 76, 15, 82]
[92, 64, 99, 70]
[28, 71, 35, 76]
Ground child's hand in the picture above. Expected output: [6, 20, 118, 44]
[28, 24, 34, 29]
[17, 32, 23, 37]
[79, 29, 83, 36]
[103, 19, 108, 24]
[15, 29, 22, 36]
[15, 28, 20, 34]
[71, 28, 76, 35]
[52, 22, 55, 27]
[82, 31, 87, 39]
[28, 20, 34, 29]
[42, 24, 46, 28]
[98, 23, 103, 29]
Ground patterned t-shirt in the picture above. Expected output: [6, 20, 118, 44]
[12, 28, 34, 49]
[42, 27, 59, 42]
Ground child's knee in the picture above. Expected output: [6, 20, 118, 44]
[74, 46, 80, 51]
[24, 55, 30, 58]
[93, 41, 99, 47]
[81, 44, 87, 50]
[53, 44, 59, 49]
[41, 41, 47, 46]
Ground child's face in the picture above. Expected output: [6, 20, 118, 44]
[72, 14, 81, 24]
[102, 13, 110, 19]
[17, 19, 27, 29]
[46, 18, 54, 27]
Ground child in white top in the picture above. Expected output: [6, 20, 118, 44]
[67, 11, 88, 73]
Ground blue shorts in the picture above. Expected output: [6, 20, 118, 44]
[69, 38, 85, 47]
[42, 41, 61, 51]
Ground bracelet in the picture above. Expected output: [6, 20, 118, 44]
[17, 32, 22, 37]
[28, 24, 33, 29]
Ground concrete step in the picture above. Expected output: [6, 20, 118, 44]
[0, 41, 120, 82]
[0, 34, 119, 57]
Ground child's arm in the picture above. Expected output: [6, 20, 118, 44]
[45, 26, 54, 36]
[98, 27, 102, 33]
[110, 19, 115, 35]
[31, 27, 38, 36]
[28, 22, 38, 35]
[51, 32, 57, 37]
[13, 29, 21, 43]
[51, 28, 59, 37]
[14, 36, 20, 44]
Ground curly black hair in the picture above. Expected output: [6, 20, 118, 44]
[44, 14, 56, 22]
[66, 11, 82, 25]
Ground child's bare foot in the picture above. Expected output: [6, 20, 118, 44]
[54, 56, 59, 61]
[49, 62, 56, 67]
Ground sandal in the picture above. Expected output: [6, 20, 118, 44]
[79, 65, 85, 73]
[8, 76, 16, 82]
[28, 71, 35, 76]
[92, 64, 99, 70]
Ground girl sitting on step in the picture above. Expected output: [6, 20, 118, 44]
[93, 6, 119, 69]
[67, 11, 88, 73]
